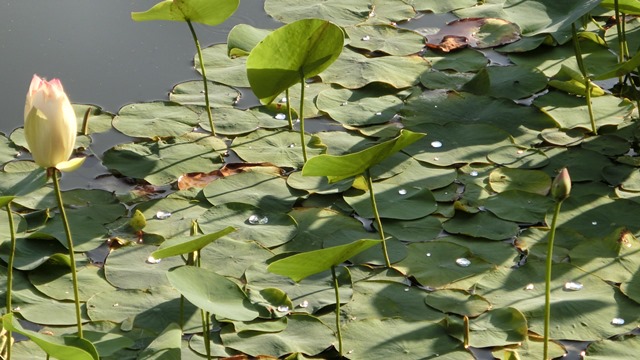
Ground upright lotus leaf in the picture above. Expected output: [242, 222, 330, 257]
[227, 24, 272, 56]
[151, 226, 235, 260]
[302, 129, 425, 183]
[2, 313, 98, 360]
[268, 239, 381, 282]
[246, 19, 344, 105]
[131, 0, 239, 26]
[167, 266, 259, 321]
[600, 0, 640, 14]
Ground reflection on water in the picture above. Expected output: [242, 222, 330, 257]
[0, 0, 279, 134]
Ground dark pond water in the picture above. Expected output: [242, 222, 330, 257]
[0, 0, 279, 135]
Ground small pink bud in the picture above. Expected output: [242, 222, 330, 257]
[551, 168, 571, 202]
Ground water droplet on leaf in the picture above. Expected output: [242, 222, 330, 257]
[611, 317, 625, 325]
[524, 283, 534, 290]
[146, 256, 161, 264]
[361, 35, 371, 41]
[276, 305, 290, 313]
[299, 300, 309, 308]
[564, 281, 583, 291]
[456, 258, 471, 267]
[274, 113, 286, 120]
[155, 211, 171, 220]
[430, 141, 443, 148]
[470, 170, 479, 177]
[398, 189, 407, 195]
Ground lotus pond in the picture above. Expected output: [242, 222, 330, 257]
[2, 0, 640, 359]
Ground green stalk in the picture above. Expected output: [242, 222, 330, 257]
[186, 19, 215, 136]
[81, 108, 91, 136]
[5, 202, 16, 360]
[463, 315, 470, 349]
[572, 23, 597, 135]
[299, 76, 308, 163]
[365, 169, 391, 267]
[331, 266, 343, 356]
[51, 170, 83, 338]
[285, 88, 293, 130]
[614, 0, 625, 85]
[543, 200, 564, 360]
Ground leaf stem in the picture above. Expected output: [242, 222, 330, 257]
[51, 169, 83, 339]
[571, 23, 597, 135]
[299, 76, 308, 163]
[331, 266, 343, 356]
[543, 200, 564, 360]
[5, 202, 16, 359]
[365, 169, 391, 267]
[285, 88, 293, 131]
[186, 19, 215, 136]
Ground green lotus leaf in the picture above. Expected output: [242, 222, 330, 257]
[167, 265, 259, 321]
[425, 289, 490, 317]
[227, 24, 272, 56]
[131, 0, 239, 26]
[268, 239, 381, 282]
[489, 168, 552, 195]
[302, 129, 424, 183]
[341, 318, 466, 359]
[2, 313, 98, 360]
[264, 0, 371, 26]
[151, 226, 235, 259]
[247, 18, 344, 105]
[345, 25, 424, 56]
[319, 48, 429, 89]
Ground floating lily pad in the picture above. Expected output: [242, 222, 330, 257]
[104, 245, 185, 290]
[426, 18, 521, 51]
[343, 280, 445, 322]
[395, 241, 494, 287]
[168, 80, 240, 108]
[264, 0, 371, 26]
[343, 181, 437, 220]
[29, 263, 114, 302]
[534, 92, 634, 130]
[403, 123, 512, 166]
[455, 0, 602, 38]
[476, 262, 640, 341]
[220, 314, 335, 357]
[423, 48, 488, 72]
[345, 25, 425, 56]
[341, 318, 466, 359]
[198, 203, 297, 248]
[203, 171, 301, 212]
[382, 216, 443, 242]
[489, 168, 551, 195]
[443, 212, 520, 240]
[87, 286, 200, 334]
[467, 307, 528, 347]
[462, 65, 547, 100]
[540, 128, 586, 146]
[419, 70, 475, 90]
[283, 207, 370, 252]
[320, 48, 430, 89]
[487, 146, 550, 169]
[103, 133, 225, 185]
[316, 88, 404, 127]
[483, 190, 554, 224]
[425, 289, 490, 317]
[402, 90, 555, 146]
[585, 335, 640, 359]
[232, 129, 325, 169]
[112, 102, 201, 138]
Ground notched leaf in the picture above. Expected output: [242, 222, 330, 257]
[425, 17, 521, 52]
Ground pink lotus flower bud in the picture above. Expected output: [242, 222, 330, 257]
[24, 75, 78, 169]
[551, 167, 571, 202]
